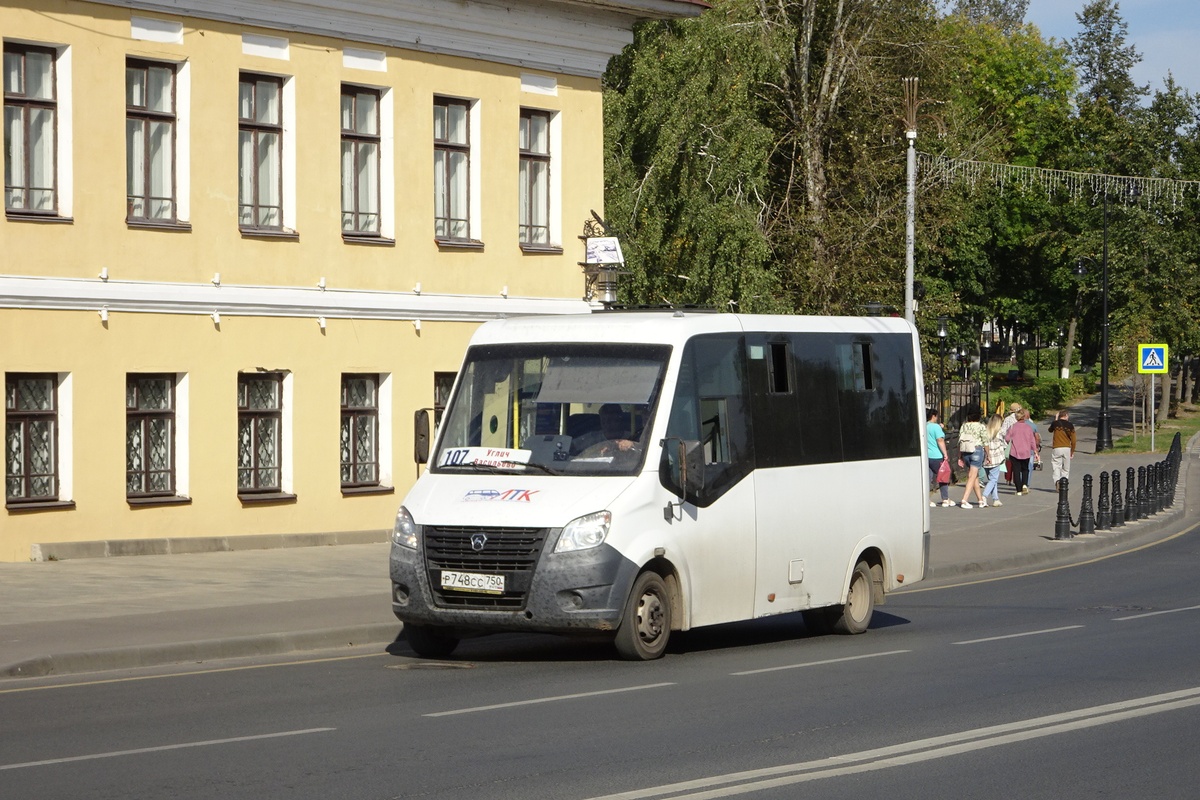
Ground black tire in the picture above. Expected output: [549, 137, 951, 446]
[831, 561, 875, 635]
[405, 623, 460, 658]
[614, 571, 671, 660]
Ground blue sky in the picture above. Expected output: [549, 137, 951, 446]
[1023, 1, 1200, 96]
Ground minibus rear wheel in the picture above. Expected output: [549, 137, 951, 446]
[405, 623, 460, 658]
[614, 571, 671, 660]
[831, 561, 874, 634]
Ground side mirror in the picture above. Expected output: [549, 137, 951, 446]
[678, 439, 705, 498]
[661, 437, 705, 506]
[414, 408, 431, 464]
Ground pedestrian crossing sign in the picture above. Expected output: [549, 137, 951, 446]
[1138, 344, 1168, 374]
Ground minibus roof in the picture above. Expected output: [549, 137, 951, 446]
[470, 311, 916, 348]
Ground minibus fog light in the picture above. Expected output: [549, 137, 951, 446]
[555, 511, 611, 553]
[392, 506, 419, 549]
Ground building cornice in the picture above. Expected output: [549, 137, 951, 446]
[89, 0, 702, 78]
[0, 274, 592, 322]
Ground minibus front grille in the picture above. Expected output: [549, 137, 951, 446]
[425, 526, 546, 609]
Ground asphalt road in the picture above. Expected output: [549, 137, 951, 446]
[3, 526, 1199, 800]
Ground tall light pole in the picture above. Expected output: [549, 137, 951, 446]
[1096, 192, 1114, 452]
[903, 78, 918, 326]
[937, 315, 949, 419]
[981, 330, 992, 413]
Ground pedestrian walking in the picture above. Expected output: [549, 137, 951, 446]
[926, 409, 953, 507]
[981, 413, 1006, 506]
[1005, 408, 1038, 494]
[1047, 409, 1077, 488]
[956, 407, 988, 509]
[1000, 402, 1023, 486]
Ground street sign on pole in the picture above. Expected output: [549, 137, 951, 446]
[1137, 344, 1168, 374]
[1137, 344, 1169, 452]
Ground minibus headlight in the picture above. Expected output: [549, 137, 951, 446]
[392, 506, 419, 549]
[555, 511, 611, 553]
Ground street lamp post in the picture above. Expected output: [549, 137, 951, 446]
[981, 330, 992, 413]
[1096, 192, 1114, 452]
[937, 315, 949, 419]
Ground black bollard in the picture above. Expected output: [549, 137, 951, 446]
[1110, 469, 1124, 528]
[1054, 477, 1073, 540]
[1125, 467, 1137, 522]
[1078, 474, 1096, 535]
[1137, 466, 1149, 519]
[1096, 471, 1111, 530]
[1149, 463, 1159, 514]
[1155, 462, 1165, 513]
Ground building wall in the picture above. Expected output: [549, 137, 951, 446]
[0, 0, 703, 560]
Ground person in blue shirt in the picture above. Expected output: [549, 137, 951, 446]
[926, 409, 952, 507]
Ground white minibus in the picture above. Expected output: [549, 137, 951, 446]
[390, 311, 929, 659]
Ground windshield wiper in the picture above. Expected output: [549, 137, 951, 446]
[436, 460, 559, 475]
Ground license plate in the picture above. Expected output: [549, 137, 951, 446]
[440, 570, 505, 595]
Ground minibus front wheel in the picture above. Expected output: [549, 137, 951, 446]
[405, 623, 460, 658]
[614, 571, 671, 661]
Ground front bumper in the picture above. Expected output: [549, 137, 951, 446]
[389, 535, 639, 635]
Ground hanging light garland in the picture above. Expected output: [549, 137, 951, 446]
[918, 152, 1200, 210]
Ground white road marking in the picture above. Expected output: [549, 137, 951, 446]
[1113, 604, 1200, 621]
[424, 682, 675, 717]
[582, 687, 1200, 799]
[954, 625, 1083, 645]
[730, 650, 911, 676]
[0, 728, 336, 771]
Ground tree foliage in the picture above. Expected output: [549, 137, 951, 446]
[603, 0, 1200, 377]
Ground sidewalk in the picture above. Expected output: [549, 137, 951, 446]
[2, 391, 1196, 680]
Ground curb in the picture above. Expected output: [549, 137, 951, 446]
[1, 622, 403, 679]
[926, 502, 1187, 581]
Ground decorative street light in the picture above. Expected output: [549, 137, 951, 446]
[937, 315, 949, 419]
[981, 330, 992, 413]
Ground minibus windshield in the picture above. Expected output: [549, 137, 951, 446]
[433, 343, 671, 476]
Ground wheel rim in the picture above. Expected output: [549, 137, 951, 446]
[847, 571, 869, 624]
[636, 589, 666, 644]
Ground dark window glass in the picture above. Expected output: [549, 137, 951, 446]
[341, 374, 379, 487]
[238, 73, 283, 229]
[433, 97, 470, 240]
[341, 85, 380, 235]
[237, 373, 282, 492]
[662, 335, 752, 506]
[126, 59, 177, 221]
[126, 374, 175, 496]
[3, 44, 58, 214]
[5, 373, 58, 502]
[518, 108, 550, 244]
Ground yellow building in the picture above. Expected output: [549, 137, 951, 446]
[1, 0, 701, 561]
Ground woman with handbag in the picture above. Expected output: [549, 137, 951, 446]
[926, 409, 953, 507]
[956, 407, 988, 509]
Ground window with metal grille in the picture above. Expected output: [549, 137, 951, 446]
[5, 373, 58, 502]
[519, 108, 550, 245]
[238, 73, 283, 229]
[340, 374, 379, 487]
[237, 373, 282, 493]
[433, 96, 470, 240]
[341, 85, 380, 235]
[126, 59, 177, 222]
[126, 374, 175, 497]
[4, 44, 58, 214]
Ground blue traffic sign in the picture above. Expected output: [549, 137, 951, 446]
[1137, 344, 1168, 374]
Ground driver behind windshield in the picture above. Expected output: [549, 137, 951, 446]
[596, 403, 644, 455]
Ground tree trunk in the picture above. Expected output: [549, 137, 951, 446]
[1061, 316, 1078, 379]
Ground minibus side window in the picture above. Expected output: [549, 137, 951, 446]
[661, 334, 752, 506]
